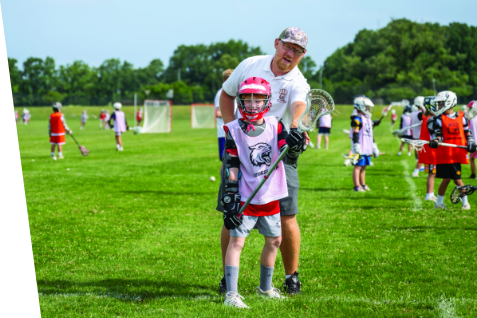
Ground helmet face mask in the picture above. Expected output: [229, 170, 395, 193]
[113, 102, 122, 110]
[237, 77, 271, 122]
[423, 96, 437, 115]
[433, 91, 457, 116]
[353, 95, 374, 118]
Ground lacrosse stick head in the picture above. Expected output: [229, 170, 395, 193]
[298, 89, 335, 132]
[381, 105, 392, 117]
[450, 186, 462, 204]
[401, 138, 427, 152]
[79, 146, 89, 156]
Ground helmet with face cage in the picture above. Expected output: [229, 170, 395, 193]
[236, 77, 271, 122]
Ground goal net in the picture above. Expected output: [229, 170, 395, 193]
[142, 100, 172, 133]
[191, 104, 215, 129]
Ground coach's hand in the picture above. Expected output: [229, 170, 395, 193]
[221, 193, 243, 230]
[467, 142, 477, 153]
[286, 128, 306, 154]
[429, 139, 439, 149]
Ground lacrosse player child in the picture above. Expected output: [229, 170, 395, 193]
[221, 77, 302, 308]
[316, 113, 332, 149]
[398, 105, 413, 156]
[108, 102, 129, 151]
[427, 91, 477, 210]
[467, 101, 477, 179]
[99, 109, 106, 128]
[49, 102, 72, 160]
[351, 96, 380, 192]
[410, 97, 426, 177]
[391, 109, 397, 126]
[80, 110, 88, 130]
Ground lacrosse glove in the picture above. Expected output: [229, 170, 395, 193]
[67, 129, 73, 135]
[221, 193, 243, 230]
[372, 143, 380, 158]
[429, 139, 439, 149]
[467, 142, 477, 153]
[286, 128, 306, 154]
[352, 143, 362, 155]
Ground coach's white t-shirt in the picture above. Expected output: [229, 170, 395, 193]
[214, 88, 239, 138]
[222, 55, 310, 130]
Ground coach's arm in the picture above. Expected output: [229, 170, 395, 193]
[290, 101, 310, 144]
[219, 90, 236, 124]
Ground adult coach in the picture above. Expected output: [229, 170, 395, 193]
[217, 27, 310, 295]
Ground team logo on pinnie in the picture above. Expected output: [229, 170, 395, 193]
[277, 89, 288, 103]
[249, 143, 272, 167]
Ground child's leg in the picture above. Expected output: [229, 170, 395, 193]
[426, 169, 436, 195]
[225, 236, 246, 293]
[437, 179, 451, 196]
[51, 144, 55, 154]
[471, 158, 476, 176]
[325, 135, 329, 149]
[454, 178, 470, 206]
[359, 166, 367, 186]
[399, 142, 404, 152]
[58, 145, 63, 154]
[352, 166, 361, 187]
[260, 235, 282, 292]
[408, 144, 412, 154]
[317, 134, 322, 148]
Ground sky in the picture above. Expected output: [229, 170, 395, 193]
[2, 0, 477, 70]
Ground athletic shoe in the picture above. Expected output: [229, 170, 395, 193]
[51, 156, 57, 161]
[362, 185, 371, 191]
[470, 174, 476, 180]
[282, 271, 302, 295]
[218, 276, 227, 294]
[397, 152, 401, 156]
[223, 292, 249, 309]
[119, 147, 124, 151]
[407, 152, 412, 156]
[462, 203, 471, 210]
[354, 187, 365, 192]
[420, 167, 425, 172]
[424, 195, 437, 202]
[412, 171, 419, 177]
[435, 203, 447, 209]
[317, 145, 321, 149]
[256, 286, 285, 299]
[58, 154, 64, 159]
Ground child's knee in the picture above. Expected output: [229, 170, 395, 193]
[267, 236, 282, 249]
[229, 238, 245, 251]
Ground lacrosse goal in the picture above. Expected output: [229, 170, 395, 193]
[142, 100, 172, 133]
[191, 104, 216, 128]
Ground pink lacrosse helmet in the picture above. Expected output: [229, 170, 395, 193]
[236, 77, 271, 122]
[467, 101, 476, 109]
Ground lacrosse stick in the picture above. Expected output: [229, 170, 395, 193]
[238, 89, 335, 214]
[392, 122, 422, 136]
[450, 184, 477, 204]
[70, 134, 89, 156]
[401, 138, 467, 152]
[376, 105, 393, 122]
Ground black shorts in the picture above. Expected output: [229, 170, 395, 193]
[318, 127, 331, 135]
[436, 163, 462, 180]
[401, 134, 412, 140]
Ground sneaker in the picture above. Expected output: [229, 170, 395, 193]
[462, 203, 471, 210]
[435, 203, 447, 209]
[282, 271, 302, 295]
[412, 171, 419, 177]
[362, 185, 371, 191]
[424, 195, 437, 202]
[224, 292, 249, 309]
[256, 286, 285, 299]
[397, 152, 402, 156]
[58, 154, 64, 159]
[218, 276, 227, 294]
[470, 174, 476, 180]
[119, 147, 124, 151]
[51, 156, 57, 161]
[354, 186, 365, 192]
[407, 152, 412, 156]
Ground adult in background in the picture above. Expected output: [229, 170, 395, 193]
[217, 27, 310, 295]
[316, 113, 332, 149]
[214, 69, 239, 169]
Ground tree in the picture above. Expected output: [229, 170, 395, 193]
[8, 58, 22, 93]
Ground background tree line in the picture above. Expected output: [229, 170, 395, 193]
[8, 19, 477, 106]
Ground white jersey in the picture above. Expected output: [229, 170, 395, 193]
[319, 114, 332, 128]
[214, 88, 239, 138]
[222, 55, 310, 130]
[410, 111, 422, 139]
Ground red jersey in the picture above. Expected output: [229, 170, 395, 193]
[50, 112, 65, 135]
[418, 115, 437, 165]
[436, 112, 468, 164]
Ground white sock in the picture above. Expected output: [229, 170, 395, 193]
[398, 151, 401, 155]
[285, 275, 291, 279]
[425, 193, 434, 199]
[408, 152, 411, 156]
[436, 195, 444, 205]
[58, 152, 62, 156]
[116, 144, 120, 148]
[51, 152, 55, 156]
[413, 169, 419, 174]
[462, 196, 469, 205]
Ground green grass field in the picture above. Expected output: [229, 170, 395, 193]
[17, 105, 477, 317]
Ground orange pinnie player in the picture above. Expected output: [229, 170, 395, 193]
[427, 91, 477, 210]
[49, 102, 72, 160]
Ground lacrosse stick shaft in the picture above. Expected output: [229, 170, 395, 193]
[70, 134, 80, 147]
[402, 138, 467, 149]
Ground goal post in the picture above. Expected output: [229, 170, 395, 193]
[191, 104, 216, 129]
[142, 100, 172, 133]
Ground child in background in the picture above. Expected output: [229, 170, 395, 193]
[49, 102, 72, 160]
[22, 108, 30, 125]
[136, 108, 143, 126]
[316, 113, 332, 149]
[467, 101, 477, 179]
[398, 106, 412, 156]
[80, 110, 88, 130]
[391, 109, 397, 126]
[104, 110, 110, 129]
[99, 109, 106, 128]
[108, 102, 129, 151]
[15, 110, 19, 124]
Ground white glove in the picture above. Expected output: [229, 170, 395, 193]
[353, 143, 361, 155]
[67, 129, 73, 135]
[373, 143, 380, 158]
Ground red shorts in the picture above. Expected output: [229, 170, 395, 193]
[240, 200, 280, 217]
[50, 135, 65, 145]
[471, 151, 477, 159]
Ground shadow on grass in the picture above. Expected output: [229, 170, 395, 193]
[37, 278, 214, 300]
[390, 226, 477, 232]
[120, 191, 215, 196]
[301, 188, 350, 192]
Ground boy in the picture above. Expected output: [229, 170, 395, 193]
[221, 77, 301, 308]
[99, 109, 106, 128]
[398, 106, 412, 156]
[22, 108, 30, 125]
[410, 97, 425, 177]
[15, 110, 19, 124]
[316, 113, 332, 149]
[136, 107, 143, 126]
[418, 96, 438, 201]
[391, 109, 397, 126]
[80, 110, 88, 130]
[49, 102, 72, 160]
[108, 102, 129, 151]
[428, 91, 476, 210]
[467, 101, 477, 179]
[104, 110, 110, 129]
[351, 96, 380, 192]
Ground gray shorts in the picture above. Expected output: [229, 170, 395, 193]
[231, 214, 281, 238]
[216, 162, 299, 216]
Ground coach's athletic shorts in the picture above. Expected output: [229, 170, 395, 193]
[218, 137, 225, 161]
[216, 162, 300, 217]
[318, 127, 331, 135]
[436, 163, 462, 180]
[230, 213, 281, 238]
[354, 155, 372, 166]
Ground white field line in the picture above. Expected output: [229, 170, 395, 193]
[389, 126, 422, 210]
[438, 298, 460, 318]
